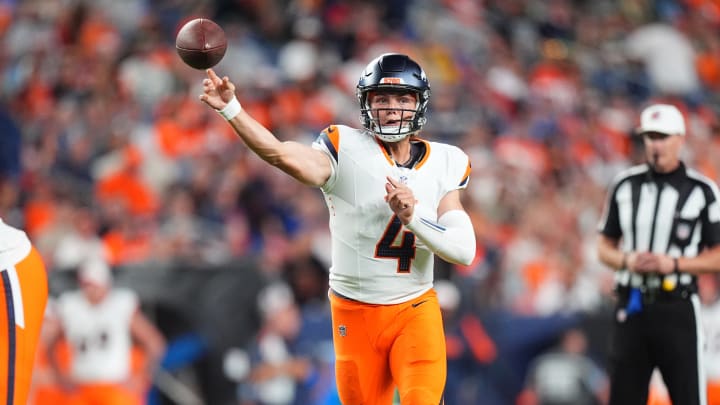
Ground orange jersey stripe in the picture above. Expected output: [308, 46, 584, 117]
[458, 162, 471, 187]
[317, 125, 340, 163]
[413, 139, 431, 170]
[325, 125, 340, 153]
[375, 137, 395, 166]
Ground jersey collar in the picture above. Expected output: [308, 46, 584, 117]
[375, 137, 431, 170]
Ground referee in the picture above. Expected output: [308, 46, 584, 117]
[597, 103, 720, 405]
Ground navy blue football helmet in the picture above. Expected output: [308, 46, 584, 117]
[356, 53, 431, 142]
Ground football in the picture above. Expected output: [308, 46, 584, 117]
[175, 18, 227, 70]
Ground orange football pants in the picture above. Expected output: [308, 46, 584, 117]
[62, 383, 143, 405]
[330, 288, 446, 405]
[708, 380, 720, 405]
[0, 247, 48, 405]
[646, 380, 719, 405]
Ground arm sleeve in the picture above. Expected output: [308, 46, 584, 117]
[405, 208, 476, 266]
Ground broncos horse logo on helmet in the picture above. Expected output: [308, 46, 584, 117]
[356, 53, 431, 142]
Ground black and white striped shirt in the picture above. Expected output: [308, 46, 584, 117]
[598, 162, 720, 260]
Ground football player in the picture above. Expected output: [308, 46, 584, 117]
[43, 258, 166, 405]
[0, 219, 48, 405]
[200, 53, 476, 404]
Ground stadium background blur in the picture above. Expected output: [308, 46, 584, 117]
[1, 0, 720, 404]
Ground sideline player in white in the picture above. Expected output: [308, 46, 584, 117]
[200, 53, 476, 404]
[44, 258, 166, 405]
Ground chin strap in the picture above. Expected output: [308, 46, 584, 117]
[405, 206, 476, 266]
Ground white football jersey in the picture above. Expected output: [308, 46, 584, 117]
[56, 288, 138, 383]
[0, 219, 31, 271]
[312, 125, 471, 304]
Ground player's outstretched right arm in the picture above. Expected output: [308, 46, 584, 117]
[200, 69, 332, 187]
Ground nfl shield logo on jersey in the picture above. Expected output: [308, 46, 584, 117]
[676, 222, 691, 240]
[339, 325, 347, 337]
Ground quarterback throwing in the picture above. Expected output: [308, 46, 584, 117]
[200, 53, 476, 405]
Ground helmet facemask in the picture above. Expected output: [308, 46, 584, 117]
[358, 88, 429, 142]
[356, 53, 431, 143]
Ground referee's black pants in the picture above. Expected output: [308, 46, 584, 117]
[608, 292, 705, 405]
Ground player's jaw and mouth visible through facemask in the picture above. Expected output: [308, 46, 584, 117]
[371, 108, 416, 136]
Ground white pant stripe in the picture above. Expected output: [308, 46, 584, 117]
[3, 266, 24, 329]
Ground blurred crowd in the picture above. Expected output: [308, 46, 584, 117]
[2, 0, 720, 404]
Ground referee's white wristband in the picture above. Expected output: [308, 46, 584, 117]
[217, 97, 242, 121]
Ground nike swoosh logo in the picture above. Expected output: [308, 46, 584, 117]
[412, 299, 429, 308]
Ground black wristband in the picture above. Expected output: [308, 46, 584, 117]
[621, 253, 628, 270]
[673, 257, 679, 273]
